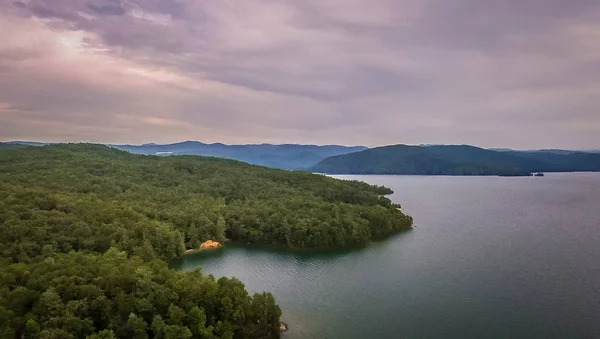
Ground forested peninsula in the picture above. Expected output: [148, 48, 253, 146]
[0, 144, 413, 338]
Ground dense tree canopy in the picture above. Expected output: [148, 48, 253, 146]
[312, 144, 600, 176]
[312, 145, 536, 176]
[0, 144, 413, 338]
[0, 144, 412, 262]
[0, 250, 281, 339]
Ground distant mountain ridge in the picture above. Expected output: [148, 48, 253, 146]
[110, 141, 367, 170]
[4, 141, 599, 174]
[0, 142, 29, 150]
[4, 141, 49, 147]
[4, 141, 366, 169]
[313, 144, 600, 176]
[490, 148, 600, 154]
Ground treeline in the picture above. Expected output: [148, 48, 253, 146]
[0, 144, 412, 337]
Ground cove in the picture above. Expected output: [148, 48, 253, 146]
[176, 173, 600, 339]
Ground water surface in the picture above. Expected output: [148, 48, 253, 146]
[179, 173, 600, 338]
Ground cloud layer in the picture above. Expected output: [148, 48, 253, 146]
[1, 0, 599, 148]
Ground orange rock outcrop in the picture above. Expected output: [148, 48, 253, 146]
[200, 240, 221, 249]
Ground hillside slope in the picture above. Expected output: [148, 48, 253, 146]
[312, 144, 600, 176]
[0, 144, 412, 262]
[504, 151, 600, 172]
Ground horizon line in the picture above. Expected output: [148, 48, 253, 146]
[2, 140, 598, 152]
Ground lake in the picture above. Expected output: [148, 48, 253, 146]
[178, 173, 600, 338]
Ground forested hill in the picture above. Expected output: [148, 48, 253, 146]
[111, 141, 367, 170]
[312, 144, 600, 176]
[0, 143, 412, 258]
[0, 144, 412, 338]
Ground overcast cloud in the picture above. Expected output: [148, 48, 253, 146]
[1, 0, 599, 148]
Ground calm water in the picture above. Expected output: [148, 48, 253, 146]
[179, 173, 600, 338]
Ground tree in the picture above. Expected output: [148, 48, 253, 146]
[127, 313, 148, 339]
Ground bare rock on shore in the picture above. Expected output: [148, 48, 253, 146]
[200, 240, 221, 249]
[280, 322, 288, 332]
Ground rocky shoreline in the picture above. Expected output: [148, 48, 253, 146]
[280, 322, 288, 332]
[184, 240, 222, 254]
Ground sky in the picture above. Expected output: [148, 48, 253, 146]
[1, 0, 599, 149]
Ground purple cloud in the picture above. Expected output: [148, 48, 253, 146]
[0, 0, 599, 148]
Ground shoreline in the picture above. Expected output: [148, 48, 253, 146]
[280, 321, 288, 333]
[184, 240, 222, 254]
[179, 230, 414, 259]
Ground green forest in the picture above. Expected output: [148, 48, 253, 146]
[312, 144, 600, 176]
[0, 144, 413, 338]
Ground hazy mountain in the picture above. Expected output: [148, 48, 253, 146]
[491, 148, 600, 154]
[501, 150, 600, 172]
[7, 141, 598, 173]
[488, 148, 514, 152]
[312, 144, 600, 176]
[5, 141, 49, 147]
[110, 141, 367, 170]
[0, 142, 30, 150]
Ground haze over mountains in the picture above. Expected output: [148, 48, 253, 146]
[1, 141, 366, 170]
[2, 141, 600, 175]
[111, 141, 367, 170]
